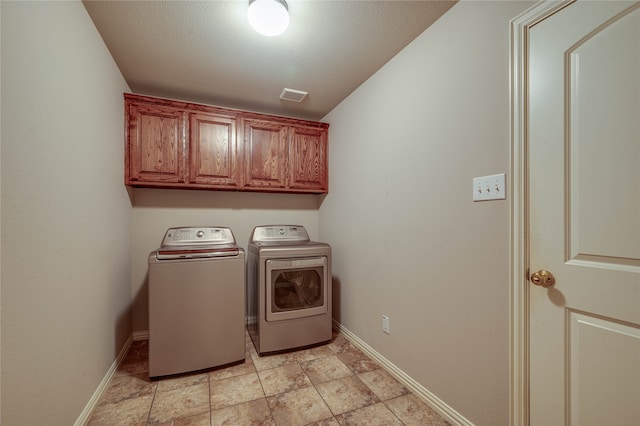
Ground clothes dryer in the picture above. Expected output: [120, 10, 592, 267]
[247, 225, 331, 355]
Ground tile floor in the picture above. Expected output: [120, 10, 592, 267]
[87, 330, 451, 425]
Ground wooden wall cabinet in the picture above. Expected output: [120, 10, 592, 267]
[289, 125, 327, 191]
[189, 112, 240, 189]
[126, 101, 186, 184]
[125, 94, 328, 194]
[243, 119, 289, 191]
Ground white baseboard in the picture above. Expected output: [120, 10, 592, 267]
[74, 335, 133, 426]
[332, 320, 474, 426]
[133, 330, 149, 341]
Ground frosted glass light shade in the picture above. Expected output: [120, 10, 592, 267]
[247, 0, 289, 37]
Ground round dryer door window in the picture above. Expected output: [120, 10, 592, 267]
[265, 257, 328, 321]
[273, 269, 323, 311]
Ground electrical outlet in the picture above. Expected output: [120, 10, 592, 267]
[382, 315, 390, 334]
[473, 173, 506, 201]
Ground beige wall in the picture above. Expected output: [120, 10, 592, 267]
[130, 189, 321, 333]
[320, 1, 533, 424]
[1, 2, 132, 424]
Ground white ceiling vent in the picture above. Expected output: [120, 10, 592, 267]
[279, 88, 308, 103]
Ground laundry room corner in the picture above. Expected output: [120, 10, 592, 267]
[129, 188, 322, 335]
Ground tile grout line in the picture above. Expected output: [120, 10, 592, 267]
[253, 357, 276, 426]
[208, 371, 212, 426]
[146, 384, 157, 425]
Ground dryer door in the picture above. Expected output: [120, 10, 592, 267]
[265, 257, 328, 321]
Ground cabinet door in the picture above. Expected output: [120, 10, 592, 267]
[288, 126, 328, 192]
[127, 102, 185, 184]
[189, 113, 240, 188]
[244, 120, 287, 190]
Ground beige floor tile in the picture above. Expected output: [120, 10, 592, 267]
[168, 411, 211, 426]
[117, 343, 149, 376]
[288, 344, 335, 363]
[124, 340, 148, 362]
[307, 417, 341, 426]
[357, 369, 410, 401]
[247, 342, 259, 358]
[301, 355, 353, 385]
[251, 351, 295, 371]
[211, 398, 275, 426]
[327, 334, 357, 355]
[385, 394, 451, 426]
[98, 373, 156, 405]
[210, 372, 265, 410]
[148, 382, 210, 424]
[335, 402, 404, 425]
[245, 334, 254, 346]
[337, 347, 379, 374]
[267, 386, 333, 425]
[156, 372, 208, 393]
[116, 360, 149, 377]
[87, 393, 153, 426]
[209, 359, 256, 381]
[257, 362, 312, 396]
[315, 376, 379, 415]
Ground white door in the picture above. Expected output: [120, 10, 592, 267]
[528, 1, 640, 425]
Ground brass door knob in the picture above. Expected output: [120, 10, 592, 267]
[530, 269, 556, 288]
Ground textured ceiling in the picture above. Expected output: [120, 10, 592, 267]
[83, 1, 456, 120]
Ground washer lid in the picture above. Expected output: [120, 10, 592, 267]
[156, 246, 240, 260]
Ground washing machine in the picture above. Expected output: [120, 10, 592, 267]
[148, 226, 245, 378]
[247, 225, 331, 355]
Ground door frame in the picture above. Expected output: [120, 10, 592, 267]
[509, 1, 575, 425]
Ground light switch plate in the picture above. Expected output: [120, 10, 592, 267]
[473, 173, 506, 201]
[382, 315, 390, 334]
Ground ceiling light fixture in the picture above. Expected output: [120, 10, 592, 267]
[247, 0, 289, 37]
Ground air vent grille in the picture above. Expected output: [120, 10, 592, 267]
[279, 88, 308, 102]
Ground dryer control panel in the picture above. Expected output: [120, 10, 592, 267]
[250, 225, 309, 242]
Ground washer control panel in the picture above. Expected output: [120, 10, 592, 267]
[250, 225, 309, 242]
[161, 227, 236, 247]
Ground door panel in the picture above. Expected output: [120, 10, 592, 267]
[289, 126, 327, 191]
[128, 103, 185, 183]
[189, 113, 240, 187]
[568, 7, 640, 263]
[568, 312, 640, 426]
[244, 119, 287, 189]
[528, 2, 640, 425]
